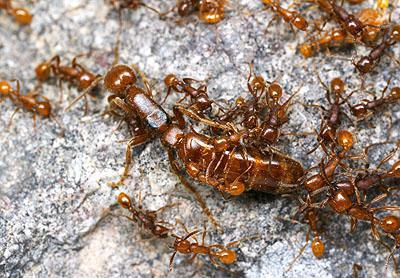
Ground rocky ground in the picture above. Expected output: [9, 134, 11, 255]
[0, 0, 399, 277]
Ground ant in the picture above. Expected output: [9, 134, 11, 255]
[305, 76, 353, 154]
[0, 80, 55, 128]
[263, 0, 308, 31]
[301, 129, 354, 193]
[169, 224, 239, 271]
[299, 8, 386, 58]
[109, 0, 162, 15]
[163, 74, 217, 117]
[322, 0, 386, 40]
[348, 79, 400, 121]
[354, 25, 400, 75]
[117, 192, 172, 238]
[35, 55, 101, 112]
[165, 0, 225, 24]
[0, 0, 32, 25]
[299, 28, 351, 58]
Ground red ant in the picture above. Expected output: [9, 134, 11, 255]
[354, 25, 400, 75]
[305, 76, 353, 154]
[109, 0, 162, 15]
[0, 0, 32, 25]
[35, 55, 101, 112]
[322, 0, 386, 40]
[163, 74, 217, 117]
[169, 224, 240, 271]
[117, 192, 172, 238]
[348, 79, 400, 121]
[0, 80, 54, 128]
[263, 0, 309, 31]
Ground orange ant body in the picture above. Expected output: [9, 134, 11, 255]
[262, 0, 308, 31]
[117, 192, 171, 238]
[0, 0, 32, 25]
[0, 80, 52, 127]
[169, 226, 238, 271]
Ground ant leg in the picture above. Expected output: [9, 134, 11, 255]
[65, 76, 103, 111]
[109, 133, 149, 189]
[285, 228, 311, 272]
[169, 251, 178, 272]
[167, 149, 223, 233]
[154, 202, 179, 214]
[173, 104, 232, 131]
[32, 112, 37, 129]
[7, 107, 20, 130]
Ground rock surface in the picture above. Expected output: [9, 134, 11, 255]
[0, 0, 399, 277]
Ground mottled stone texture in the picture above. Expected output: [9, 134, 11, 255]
[0, 0, 399, 277]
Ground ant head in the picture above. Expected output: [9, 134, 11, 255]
[292, 15, 308, 31]
[174, 237, 191, 253]
[299, 43, 313, 58]
[104, 65, 137, 96]
[78, 72, 97, 90]
[390, 87, 400, 99]
[35, 62, 51, 81]
[337, 130, 354, 151]
[330, 78, 345, 96]
[198, 0, 225, 24]
[332, 29, 346, 42]
[251, 76, 266, 93]
[0, 81, 13, 96]
[390, 25, 400, 42]
[356, 57, 373, 75]
[177, 0, 194, 16]
[216, 250, 237, 264]
[235, 97, 246, 107]
[11, 8, 33, 25]
[164, 74, 178, 87]
[117, 192, 132, 209]
[379, 215, 400, 234]
[227, 181, 245, 196]
[311, 236, 325, 258]
[35, 101, 51, 117]
[268, 83, 282, 101]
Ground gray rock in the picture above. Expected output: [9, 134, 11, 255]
[0, 0, 399, 277]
